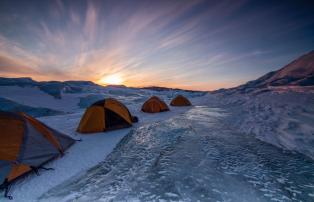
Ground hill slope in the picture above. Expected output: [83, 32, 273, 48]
[210, 50, 314, 160]
[222, 50, 314, 94]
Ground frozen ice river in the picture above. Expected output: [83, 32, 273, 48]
[40, 106, 314, 202]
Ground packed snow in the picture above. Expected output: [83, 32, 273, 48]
[40, 106, 314, 202]
[0, 86, 80, 112]
[0, 83, 201, 201]
[0, 79, 314, 201]
[207, 88, 314, 160]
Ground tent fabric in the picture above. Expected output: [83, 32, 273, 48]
[7, 164, 31, 182]
[105, 98, 133, 125]
[170, 95, 192, 106]
[19, 121, 60, 166]
[0, 111, 75, 185]
[0, 118, 24, 161]
[77, 106, 105, 133]
[77, 98, 136, 134]
[141, 96, 170, 113]
[23, 114, 64, 153]
[0, 161, 12, 185]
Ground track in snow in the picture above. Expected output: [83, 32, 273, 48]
[40, 106, 314, 202]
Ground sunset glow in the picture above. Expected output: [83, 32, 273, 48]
[99, 74, 123, 86]
[0, 0, 313, 90]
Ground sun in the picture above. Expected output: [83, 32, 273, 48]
[99, 74, 123, 85]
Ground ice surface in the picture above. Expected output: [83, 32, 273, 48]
[40, 106, 314, 202]
[1, 100, 193, 202]
[0, 97, 63, 117]
[0, 86, 81, 112]
[210, 90, 314, 160]
[1, 79, 313, 201]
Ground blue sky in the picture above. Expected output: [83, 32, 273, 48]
[0, 0, 313, 90]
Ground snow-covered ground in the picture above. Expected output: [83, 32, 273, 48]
[0, 86, 81, 112]
[206, 89, 314, 160]
[6, 107, 192, 202]
[0, 83, 201, 201]
[1, 81, 314, 201]
[39, 106, 314, 202]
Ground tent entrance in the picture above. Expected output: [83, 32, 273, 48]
[105, 109, 130, 131]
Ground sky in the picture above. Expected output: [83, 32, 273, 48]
[0, 0, 313, 90]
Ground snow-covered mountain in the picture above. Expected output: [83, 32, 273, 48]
[0, 77, 102, 99]
[210, 50, 314, 160]
[0, 77, 204, 117]
[217, 50, 314, 94]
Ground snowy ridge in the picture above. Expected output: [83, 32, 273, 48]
[0, 77, 202, 116]
[0, 97, 62, 117]
[209, 50, 314, 160]
[214, 50, 314, 94]
[208, 91, 314, 160]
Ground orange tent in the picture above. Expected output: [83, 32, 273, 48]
[170, 95, 192, 106]
[77, 98, 138, 133]
[141, 96, 169, 113]
[0, 111, 75, 199]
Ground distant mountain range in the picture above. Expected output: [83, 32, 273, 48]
[2, 50, 313, 95]
[140, 86, 206, 93]
[215, 50, 314, 94]
[0, 77, 206, 97]
[0, 77, 101, 99]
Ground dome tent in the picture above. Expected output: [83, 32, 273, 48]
[0, 111, 75, 199]
[77, 98, 138, 133]
[141, 96, 169, 113]
[170, 95, 192, 106]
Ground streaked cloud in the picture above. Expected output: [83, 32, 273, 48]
[0, 0, 313, 90]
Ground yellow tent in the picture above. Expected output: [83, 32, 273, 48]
[170, 95, 192, 106]
[0, 111, 75, 199]
[141, 96, 169, 113]
[77, 98, 138, 133]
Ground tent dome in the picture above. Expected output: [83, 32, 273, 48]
[77, 98, 137, 133]
[141, 96, 169, 113]
[0, 111, 75, 192]
[170, 95, 192, 106]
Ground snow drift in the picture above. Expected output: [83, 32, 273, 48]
[212, 50, 314, 159]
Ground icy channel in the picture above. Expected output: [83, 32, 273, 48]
[40, 106, 314, 202]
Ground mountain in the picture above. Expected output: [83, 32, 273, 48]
[0, 77, 37, 87]
[218, 50, 314, 94]
[141, 86, 206, 93]
[0, 97, 63, 117]
[105, 84, 127, 88]
[0, 77, 101, 99]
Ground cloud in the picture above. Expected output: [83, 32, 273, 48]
[84, 1, 98, 39]
[0, 0, 312, 90]
[0, 35, 41, 69]
[70, 9, 80, 25]
[0, 55, 38, 75]
[0, 0, 254, 89]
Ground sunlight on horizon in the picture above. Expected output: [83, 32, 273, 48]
[98, 74, 124, 86]
[0, 0, 313, 90]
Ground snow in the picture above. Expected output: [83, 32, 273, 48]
[1, 80, 314, 201]
[0, 97, 62, 117]
[0, 86, 81, 112]
[6, 112, 127, 202]
[208, 89, 314, 160]
[3, 106, 193, 202]
[0, 84, 201, 201]
[39, 106, 314, 202]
